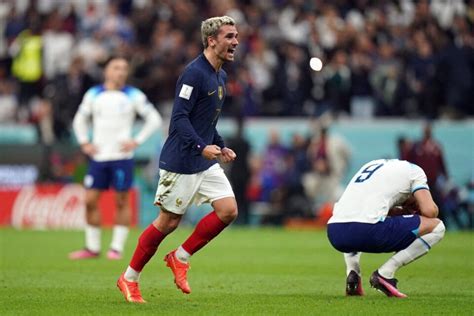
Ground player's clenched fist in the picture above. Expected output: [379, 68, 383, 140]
[218, 147, 237, 163]
[202, 145, 222, 160]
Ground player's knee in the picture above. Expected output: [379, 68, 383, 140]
[219, 205, 238, 224]
[153, 209, 181, 234]
[421, 219, 445, 248]
[432, 220, 446, 240]
[116, 199, 129, 211]
[85, 200, 98, 213]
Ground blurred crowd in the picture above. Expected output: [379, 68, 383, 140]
[235, 124, 352, 225]
[1, 0, 474, 144]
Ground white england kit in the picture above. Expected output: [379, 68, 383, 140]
[328, 159, 429, 224]
[73, 85, 162, 162]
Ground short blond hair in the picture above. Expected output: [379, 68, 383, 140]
[201, 16, 236, 48]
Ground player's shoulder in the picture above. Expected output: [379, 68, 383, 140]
[407, 161, 426, 176]
[183, 56, 207, 77]
[121, 85, 146, 99]
[84, 85, 106, 99]
[386, 159, 427, 179]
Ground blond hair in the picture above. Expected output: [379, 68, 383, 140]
[201, 16, 236, 48]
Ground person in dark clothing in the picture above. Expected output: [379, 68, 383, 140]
[227, 117, 251, 225]
[407, 123, 449, 226]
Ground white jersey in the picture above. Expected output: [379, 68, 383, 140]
[73, 85, 162, 161]
[328, 159, 429, 224]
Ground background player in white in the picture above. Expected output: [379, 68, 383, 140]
[69, 56, 162, 260]
[327, 159, 445, 298]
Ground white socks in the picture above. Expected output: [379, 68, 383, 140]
[110, 225, 130, 253]
[85, 224, 130, 253]
[379, 221, 446, 279]
[85, 224, 101, 253]
[124, 266, 140, 282]
[344, 252, 362, 276]
[175, 246, 191, 263]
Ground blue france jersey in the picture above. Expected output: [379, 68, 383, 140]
[159, 54, 227, 174]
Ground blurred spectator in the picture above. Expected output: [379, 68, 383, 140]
[95, 1, 134, 51]
[260, 130, 288, 203]
[42, 8, 75, 80]
[9, 18, 43, 120]
[273, 42, 313, 116]
[282, 133, 312, 218]
[244, 34, 278, 115]
[349, 35, 375, 119]
[461, 173, 474, 229]
[0, 79, 18, 123]
[397, 135, 413, 161]
[406, 33, 436, 117]
[226, 118, 251, 225]
[407, 123, 449, 225]
[44, 56, 95, 142]
[370, 42, 401, 116]
[302, 126, 351, 209]
[324, 49, 351, 116]
[4, 5, 26, 46]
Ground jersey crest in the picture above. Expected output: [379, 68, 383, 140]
[218, 86, 224, 100]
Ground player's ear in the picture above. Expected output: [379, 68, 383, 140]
[208, 36, 216, 48]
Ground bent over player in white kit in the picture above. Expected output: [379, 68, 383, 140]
[327, 159, 445, 298]
[69, 56, 162, 260]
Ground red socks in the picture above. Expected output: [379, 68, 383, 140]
[181, 211, 228, 255]
[129, 211, 227, 271]
[129, 224, 166, 272]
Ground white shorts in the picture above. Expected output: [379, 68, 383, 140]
[154, 164, 235, 215]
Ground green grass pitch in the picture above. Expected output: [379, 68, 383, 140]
[1, 227, 473, 315]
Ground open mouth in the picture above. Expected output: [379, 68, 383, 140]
[227, 48, 236, 54]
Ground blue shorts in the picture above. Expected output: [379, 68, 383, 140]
[327, 215, 421, 253]
[84, 159, 134, 191]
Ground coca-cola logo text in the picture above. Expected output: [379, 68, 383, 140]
[11, 185, 85, 229]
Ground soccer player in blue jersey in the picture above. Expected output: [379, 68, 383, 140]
[117, 16, 239, 303]
[69, 56, 162, 261]
[327, 159, 445, 298]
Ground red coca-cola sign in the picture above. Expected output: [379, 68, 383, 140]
[0, 184, 138, 229]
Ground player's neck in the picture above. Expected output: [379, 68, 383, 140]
[104, 81, 125, 90]
[203, 50, 223, 72]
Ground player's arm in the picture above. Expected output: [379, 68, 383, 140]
[172, 70, 209, 155]
[123, 90, 163, 152]
[413, 189, 439, 218]
[409, 163, 439, 218]
[72, 90, 97, 156]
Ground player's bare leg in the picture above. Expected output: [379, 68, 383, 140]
[108, 191, 131, 260]
[165, 197, 238, 294]
[69, 189, 102, 259]
[372, 217, 445, 297]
